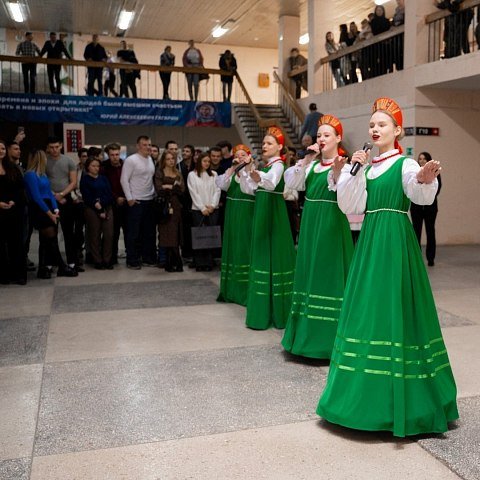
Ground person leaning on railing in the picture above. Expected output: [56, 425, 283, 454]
[160, 46, 175, 100]
[355, 18, 373, 81]
[434, 0, 474, 58]
[83, 34, 107, 96]
[15, 32, 41, 94]
[325, 32, 344, 87]
[370, 5, 391, 77]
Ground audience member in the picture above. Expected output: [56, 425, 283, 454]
[154, 151, 185, 272]
[219, 50, 237, 102]
[117, 40, 139, 98]
[16, 32, 41, 94]
[288, 47, 308, 99]
[217, 141, 234, 172]
[179, 145, 195, 259]
[84, 34, 107, 96]
[183, 40, 204, 101]
[325, 32, 344, 87]
[24, 149, 77, 279]
[0, 139, 27, 284]
[71, 148, 88, 267]
[300, 103, 322, 140]
[410, 151, 442, 266]
[102, 143, 127, 265]
[151, 144, 160, 164]
[165, 141, 179, 164]
[120, 135, 156, 269]
[104, 51, 119, 97]
[187, 152, 221, 271]
[80, 157, 114, 269]
[357, 18, 374, 80]
[346, 22, 360, 83]
[46, 136, 80, 271]
[209, 146, 223, 174]
[160, 46, 175, 100]
[370, 5, 391, 77]
[6, 141, 22, 167]
[40, 32, 72, 94]
[435, 0, 474, 58]
[338, 24, 352, 85]
[298, 134, 313, 159]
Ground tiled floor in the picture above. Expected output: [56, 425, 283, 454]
[0, 244, 479, 480]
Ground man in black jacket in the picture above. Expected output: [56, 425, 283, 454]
[83, 34, 107, 96]
[117, 40, 139, 98]
[40, 32, 71, 94]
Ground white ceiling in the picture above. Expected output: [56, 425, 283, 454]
[1, 0, 398, 49]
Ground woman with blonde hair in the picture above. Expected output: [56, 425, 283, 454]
[154, 150, 185, 272]
[24, 149, 77, 278]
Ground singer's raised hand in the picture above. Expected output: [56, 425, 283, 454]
[331, 156, 347, 183]
[304, 143, 321, 163]
[250, 169, 261, 183]
[417, 160, 441, 184]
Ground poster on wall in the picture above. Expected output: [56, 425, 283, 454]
[63, 122, 84, 158]
[0, 94, 232, 127]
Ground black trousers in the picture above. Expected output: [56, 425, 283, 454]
[87, 67, 103, 96]
[58, 196, 78, 265]
[411, 205, 438, 263]
[22, 63, 37, 93]
[160, 72, 171, 99]
[120, 70, 137, 98]
[73, 202, 85, 263]
[47, 64, 62, 93]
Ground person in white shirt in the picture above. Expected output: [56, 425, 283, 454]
[120, 135, 156, 269]
[187, 152, 221, 271]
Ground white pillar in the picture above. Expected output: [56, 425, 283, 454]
[278, 15, 300, 81]
[307, 0, 336, 95]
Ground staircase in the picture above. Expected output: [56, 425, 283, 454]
[233, 103, 303, 156]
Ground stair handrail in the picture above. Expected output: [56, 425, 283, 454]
[273, 71, 305, 124]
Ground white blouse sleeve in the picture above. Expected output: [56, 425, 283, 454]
[211, 173, 221, 208]
[257, 162, 284, 191]
[284, 163, 312, 191]
[239, 169, 258, 196]
[187, 172, 205, 211]
[402, 158, 438, 205]
[215, 172, 232, 192]
[336, 166, 368, 215]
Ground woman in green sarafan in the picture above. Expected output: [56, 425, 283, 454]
[282, 114, 353, 359]
[216, 144, 255, 306]
[317, 97, 458, 437]
[240, 126, 296, 330]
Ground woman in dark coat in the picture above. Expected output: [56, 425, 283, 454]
[0, 139, 27, 284]
[370, 5, 391, 77]
[219, 50, 237, 102]
[154, 150, 185, 272]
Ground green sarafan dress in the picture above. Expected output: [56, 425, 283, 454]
[282, 162, 353, 358]
[246, 161, 296, 330]
[217, 176, 255, 306]
[317, 157, 458, 437]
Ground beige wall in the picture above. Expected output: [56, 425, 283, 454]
[73, 34, 279, 105]
[4, 29, 279, 104]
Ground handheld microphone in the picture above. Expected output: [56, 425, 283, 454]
[233, 155, 255, 174]
[350, 142, 373, 176]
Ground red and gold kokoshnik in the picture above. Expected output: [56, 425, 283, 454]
[233, 144, 251, 155]
[372, 97, 403, 128]
[319, 114, 344, 138]
[267, 126, 285, 147]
